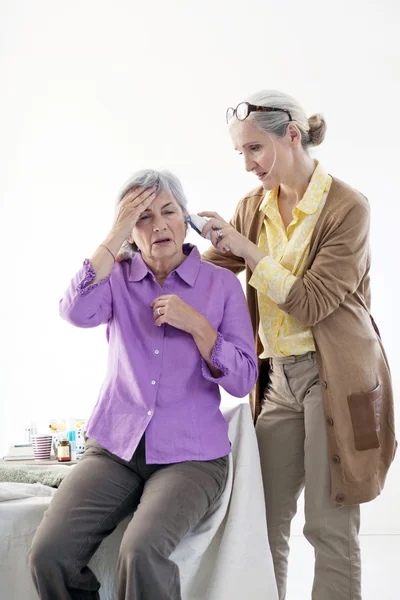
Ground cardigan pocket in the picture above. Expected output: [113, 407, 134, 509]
[348, 384, 381, 451]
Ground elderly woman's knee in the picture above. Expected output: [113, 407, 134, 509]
[29, 535, 60, 577]
[119, 526, 170, 564]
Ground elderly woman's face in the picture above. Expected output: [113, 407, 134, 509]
[128, 191, 187, 261]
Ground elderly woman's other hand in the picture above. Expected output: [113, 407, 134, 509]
[151, 295, 200, 333]
[151, 294, 221, 377]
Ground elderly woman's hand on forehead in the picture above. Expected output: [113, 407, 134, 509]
[199, 211, 251, 258]
[111, 186, 157, 239]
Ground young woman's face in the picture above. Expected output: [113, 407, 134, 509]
[128, 191, 187, 262]
[229, 120, 293, 190]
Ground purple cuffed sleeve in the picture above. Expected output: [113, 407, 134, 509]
[201, 332, 230, 381]
[59, 259, 113, 328]
[201, 272, 258, 397]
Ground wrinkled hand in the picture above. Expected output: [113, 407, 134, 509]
[198, 211, 250, 258]
[151, 295, 201, 332]
[112, 186, 157, 239]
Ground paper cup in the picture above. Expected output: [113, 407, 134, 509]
[31, 435, 53, 460]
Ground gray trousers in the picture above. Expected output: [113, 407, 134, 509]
[256, 352, 361, 600]
[29, 434, 229, 600]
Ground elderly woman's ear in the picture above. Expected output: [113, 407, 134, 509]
[184, 213, 190, 234]
[126, 233, 140, 252]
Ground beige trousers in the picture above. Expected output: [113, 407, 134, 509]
[256, 352, 361, 600]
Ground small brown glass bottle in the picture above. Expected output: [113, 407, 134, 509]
[57, 438, 71, 462]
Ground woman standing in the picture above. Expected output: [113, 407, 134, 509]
[201, 90, 396, 600]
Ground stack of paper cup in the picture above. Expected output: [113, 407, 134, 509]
[31, 435, 53, 460]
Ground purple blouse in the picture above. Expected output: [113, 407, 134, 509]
[60, 244, 257, 463]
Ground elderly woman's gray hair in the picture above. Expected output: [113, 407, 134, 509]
[117, 169, 189, 255]
[237, 89, 327, 149]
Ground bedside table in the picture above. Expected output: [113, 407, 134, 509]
[0, 458, 78, 466]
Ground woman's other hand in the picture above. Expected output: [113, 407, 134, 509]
[151, 295, 200, 333]
[151, 294, 221, 377]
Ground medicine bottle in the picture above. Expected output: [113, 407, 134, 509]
[57, 438, 71, 462]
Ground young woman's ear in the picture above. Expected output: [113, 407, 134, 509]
[287, 123, 302, 146]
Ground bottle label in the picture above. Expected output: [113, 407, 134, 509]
[57, 446, 70, 459]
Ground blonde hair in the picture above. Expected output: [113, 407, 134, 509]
[243, 89, 327, 148]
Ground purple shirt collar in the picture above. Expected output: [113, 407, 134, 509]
[128, 243, 201, 288]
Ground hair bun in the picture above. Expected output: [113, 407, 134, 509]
[308, 113, 327, 146]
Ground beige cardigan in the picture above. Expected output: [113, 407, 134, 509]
[203, 177, 397, 506]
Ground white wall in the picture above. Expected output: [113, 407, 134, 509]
[1, 0, 399, 534]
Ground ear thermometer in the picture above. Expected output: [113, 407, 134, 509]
[185, 214, 212, 240]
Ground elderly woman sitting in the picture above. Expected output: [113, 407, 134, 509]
[28, 169, 258, 600]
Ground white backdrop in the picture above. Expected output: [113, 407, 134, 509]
[1, 0, 399, 535]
